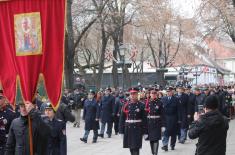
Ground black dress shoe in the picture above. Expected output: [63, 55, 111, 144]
[92, 140, 97, 143]
[171, 147, 175, 150]
[98, 134, 104, 138]
[108, 134, 111, 138]
[161, 146, 168, 151]
[80, 138, 87, 143]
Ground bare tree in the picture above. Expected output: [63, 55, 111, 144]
[138, 1, 183, 68]
[65, 0, 108, 89]
[198, 0, 235, 44]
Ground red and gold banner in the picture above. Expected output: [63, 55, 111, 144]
[0, 0, 65, 109]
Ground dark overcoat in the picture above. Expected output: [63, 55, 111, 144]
[119, 101, 147, 149]
[83, 99, 100, 130]
[146, 99, 165, 141]
[161, 96, 180, 136]
[100, 95, 115, 123]
[176, 93, 189, 129]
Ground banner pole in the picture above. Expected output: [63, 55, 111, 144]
[28, 116, 34, 155]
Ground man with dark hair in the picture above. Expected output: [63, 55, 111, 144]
[161, 86, 180, 151]
[188, 95, 229, 155]
[185, 86, 196, 125]
[5, 101, 50, 155]
[98, 87, 115, 138]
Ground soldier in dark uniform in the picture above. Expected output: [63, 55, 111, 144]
[113, 91, 126, 135]
[119, 87, 147, 155]
[175, 85, 189, 144]
[161, 86, 180, 151]
[80, 90, 100, 143]
[44, 102, 66, 155]
[185, 86, 196, 125]
[0, 94, 16, 154]
[98, 88, 115, 138]
[145, 87, 165, 155]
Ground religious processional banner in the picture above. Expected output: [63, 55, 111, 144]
[0, 0, 66, 109]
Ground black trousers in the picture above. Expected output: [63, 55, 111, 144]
[150, 141, 159, 155]
[0, 146, 5, 155]
[114, 116, 120, 133]
[129, 148, 139, 155]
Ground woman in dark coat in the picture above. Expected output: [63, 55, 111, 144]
[80, 90, 100, 143]
[145, 87, 165, 155]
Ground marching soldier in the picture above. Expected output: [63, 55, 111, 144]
[161, 86, 180, 151]
[145, 87, 165, 155]
[80, 90, 100, 143]
[119, 87, 147, 155]
[43, 102, 66, 155]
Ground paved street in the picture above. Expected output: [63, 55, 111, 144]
[67, 119, 235, 155]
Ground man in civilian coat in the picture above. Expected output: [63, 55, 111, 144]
[80, 90, 100, 143]
[185, 85, 196, 125]
[175, 85, 189, 144]
[98, 87, 115, 138]
[113, 91, 126, 135]
[161, 86, 180, 151]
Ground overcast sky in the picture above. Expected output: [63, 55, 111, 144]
[170, 0, 201, 18]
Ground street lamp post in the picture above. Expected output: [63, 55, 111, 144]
[193, 66, 200, 85]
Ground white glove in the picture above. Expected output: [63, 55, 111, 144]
[143, 134, 148, 139]
[161, 127, 166, 133]
[3, 119, 7, 125]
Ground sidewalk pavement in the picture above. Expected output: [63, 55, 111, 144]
[67, 119, 235, 155]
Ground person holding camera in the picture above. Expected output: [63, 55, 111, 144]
[188, 95, 229, 155]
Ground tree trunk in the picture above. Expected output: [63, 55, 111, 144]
[64, 0, 75, 89]
[112, 37, 119, 89]
[96, 22, 108, 89]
